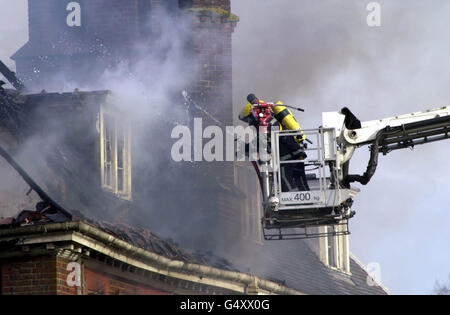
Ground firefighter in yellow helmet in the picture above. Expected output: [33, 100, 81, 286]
[239, 94, 310, 191]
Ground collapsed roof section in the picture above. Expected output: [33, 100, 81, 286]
[0, 148, 302, 295]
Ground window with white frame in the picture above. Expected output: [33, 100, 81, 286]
[319, 225, 350, 274]
[100, 105, 132, 200]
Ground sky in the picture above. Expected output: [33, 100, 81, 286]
[0, 0, 449, 294]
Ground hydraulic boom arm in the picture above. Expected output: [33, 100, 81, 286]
[323, 106, 450, 186]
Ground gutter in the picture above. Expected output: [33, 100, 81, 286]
[0, 221, 304, 295]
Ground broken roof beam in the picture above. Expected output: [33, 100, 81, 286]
[0, 60, 25, 92]
[0, 144, 72, 220]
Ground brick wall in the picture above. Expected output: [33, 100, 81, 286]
[84, 268, 170, 295]
[27, 0, 53, 42]
[185, 1, 239, 246]
[84, 0, 140, 46]
[24, 0, 182, 52]
[0, 255, 172, 295]
[0, 256, 83, 295]
[56, 257, 78, 295]
[1, 256, 58, 295]
[187, 3, 238, 228]
[27, 0, 141, 45]
[16, 0, 237, 101]
[193, 0, 230, 11]
[188, 2, 237, 125]
[15, 0, 145, 86]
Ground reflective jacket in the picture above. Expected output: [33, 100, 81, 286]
[238, 100, 306, 143]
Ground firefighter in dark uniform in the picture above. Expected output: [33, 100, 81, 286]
[239, 94, 310, 191]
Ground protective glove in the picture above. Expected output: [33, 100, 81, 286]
[300, 141, 308, 150]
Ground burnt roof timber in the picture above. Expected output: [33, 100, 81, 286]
[0, 60, 25, 92]
[0, 144, 72, 220]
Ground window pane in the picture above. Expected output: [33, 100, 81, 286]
[104, 114, 113, 164]
[105, 164, 111, 186]
[118, 169, 124, 192]
[103, 113, 113, 187]
[105, 140, 111, 162]
[328, 241, 336, 267]
[104, 114, 112, 138]
[117, 125, 124, 169]
[327, 227, 337, 267]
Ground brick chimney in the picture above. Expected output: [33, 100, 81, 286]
[186, 0, 238, 126]
[12, 1, 238, 115]
[12, 0, 180, 89]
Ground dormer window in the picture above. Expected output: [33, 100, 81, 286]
[100, 104, 132, 200]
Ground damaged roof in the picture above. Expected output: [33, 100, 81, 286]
[0, 185, 236, 271]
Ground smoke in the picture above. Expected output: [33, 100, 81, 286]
[0, 153, 40, 217]
[0, 0, 35, 215]
[232, 0, 450, 294]
[3, 3, 231, 257]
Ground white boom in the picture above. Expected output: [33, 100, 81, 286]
[324, 105, 450, 164]
[323, 105, 450, 186]
[262, 105, 450, 239]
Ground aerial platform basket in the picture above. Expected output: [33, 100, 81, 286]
[260, 128, 359, 240]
